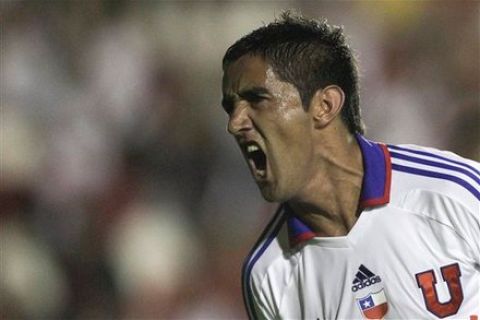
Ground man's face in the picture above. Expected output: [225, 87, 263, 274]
[222, 55, 316, 202]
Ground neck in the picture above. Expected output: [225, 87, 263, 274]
[287, 130, 363, 237]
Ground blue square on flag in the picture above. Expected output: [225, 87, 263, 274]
[359, 296, 374, 310]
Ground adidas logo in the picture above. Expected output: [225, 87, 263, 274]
[351, 264, 382, 292]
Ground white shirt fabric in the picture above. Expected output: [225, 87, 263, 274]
[242, 136, 480, 320]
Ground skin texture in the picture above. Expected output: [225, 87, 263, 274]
[223, 55, 364, 236]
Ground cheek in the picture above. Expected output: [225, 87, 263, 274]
[269, 115, 313, 172]
[274, 110, 312, 144]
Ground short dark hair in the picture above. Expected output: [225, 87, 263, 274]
[223, 11, 364, 134]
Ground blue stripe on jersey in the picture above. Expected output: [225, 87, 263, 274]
[388, 144, 480, 177]
[357, 135, 390, 204]
[392, 163, 480, 200]
[242, 206, 286, 320]
[390, 151, 480, 186]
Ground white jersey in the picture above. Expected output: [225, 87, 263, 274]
[242, 135, 480, 320]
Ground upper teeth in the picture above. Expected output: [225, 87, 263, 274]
[247, 145, 259, 153]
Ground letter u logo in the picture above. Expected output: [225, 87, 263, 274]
[416, 263, 464, 318]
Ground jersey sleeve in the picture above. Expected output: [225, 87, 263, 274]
[403, 189, 480, 265]
[446, 195, 480, 265]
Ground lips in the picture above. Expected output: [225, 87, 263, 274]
[242, 141, 267, 179]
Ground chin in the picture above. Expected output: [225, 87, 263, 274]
[259, 185, 288, 203]
[261, 194, 277, 203]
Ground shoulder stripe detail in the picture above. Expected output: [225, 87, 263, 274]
[392, 163, 480, 200]
[390, 151, 480, 186]
[241, 206, 286, 320]
[388, 145, 480, 177]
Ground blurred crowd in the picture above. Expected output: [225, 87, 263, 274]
[1, 1, 478, 319]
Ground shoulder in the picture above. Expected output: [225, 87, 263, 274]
[386, 144, 479, 249]
[241, 206, 295, 319]
[387, 143, 479, 212]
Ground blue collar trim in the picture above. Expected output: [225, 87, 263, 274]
[287, 134, 391, 247]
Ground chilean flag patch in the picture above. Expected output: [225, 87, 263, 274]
[357, 289, 389, 319]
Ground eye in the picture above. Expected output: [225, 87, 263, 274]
[244, 94, 269, 108]
[221, 98, 234, 115]
[249, 95, 266, 104]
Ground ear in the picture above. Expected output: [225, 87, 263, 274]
[309, 85, 345, 129]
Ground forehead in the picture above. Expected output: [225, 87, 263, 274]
[222, 55, 270, 93]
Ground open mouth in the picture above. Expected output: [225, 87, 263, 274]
[244, 142, 267, 178]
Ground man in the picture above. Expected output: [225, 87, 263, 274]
[221, 12, 479, 320]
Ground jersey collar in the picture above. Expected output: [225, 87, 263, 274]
[287, 134, 392, 247]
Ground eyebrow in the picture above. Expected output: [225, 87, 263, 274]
[221, 86, 271, 113]
[238, 86, 271, 99]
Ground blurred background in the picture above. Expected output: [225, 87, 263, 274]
[1, 1, 478, 319]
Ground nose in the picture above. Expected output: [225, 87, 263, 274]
[227, 103, 252, 135]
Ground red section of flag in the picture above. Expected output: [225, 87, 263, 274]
[363, 302, 388, 320]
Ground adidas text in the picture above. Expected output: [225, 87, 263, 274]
[351, 275, 382, 292]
